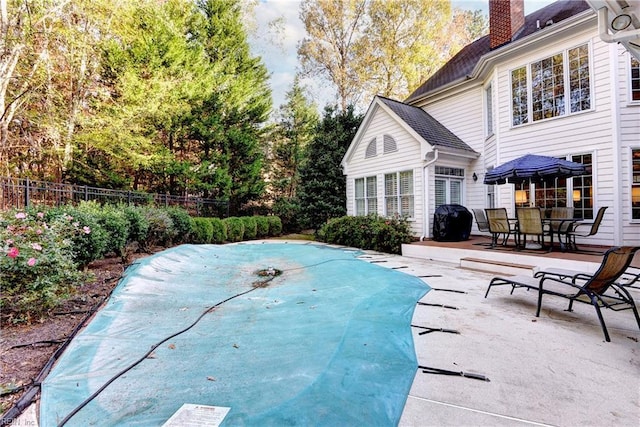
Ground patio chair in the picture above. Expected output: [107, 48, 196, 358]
[565, 206, 608, 251]
[485, 246, 640, 342]
[485, 208, 516, 247]
[472, 209, 490, 233]
[516, 207, 552, 250]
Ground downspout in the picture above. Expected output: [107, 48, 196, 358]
[608, 42, 623, 245]
[421, 149, 439, 241]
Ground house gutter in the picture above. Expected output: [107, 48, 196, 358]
[421, 149, 439, 241]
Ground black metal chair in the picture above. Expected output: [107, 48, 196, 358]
[485, 246, 640, 342]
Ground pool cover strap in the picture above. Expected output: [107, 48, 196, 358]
[419, 365, 490, 382]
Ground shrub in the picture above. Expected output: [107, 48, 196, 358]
[266, 216, 282, 236]
[191, 218, 213, 244]
[209, 218, 227, 243]
[318, 215, 413, 254]
[1, 209, 88, 322]
[254, 216, 269, 238]
[76, 202, 129, 257]
[166, 207, 194, 245]
[46, 205, 108, 266]
[141, 206, 176, 248]
[241, 217, 257, 240]
[123, 205, 150, 245]
[272, 197, 301, 233]
[223, 217, 245, 242]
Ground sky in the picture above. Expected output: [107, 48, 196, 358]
[248, 0, 556, 114]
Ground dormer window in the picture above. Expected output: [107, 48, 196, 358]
[383, 134, 397, 153]
[365, 138, 377, 158]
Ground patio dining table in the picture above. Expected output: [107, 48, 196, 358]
[542, 217, 581, 251]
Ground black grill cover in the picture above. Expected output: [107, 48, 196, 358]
[432, 204, 472, 242]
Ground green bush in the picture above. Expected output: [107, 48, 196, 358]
[123, 205, 150, 245]
[47, 205, 108, 266]
[141, 206, 176, 248]
[223, 217, 245, 242]
[318, 215, 413, 254]
[76, 202, 129, 257]
[166, 207, 194, 245]
[272, 197, 301, 233]
[241, 217, 257, 240]
[191, 218, 213, 244]
[1, 209, 88, 322]
[266, 216, 282, 236]
[209, 218, 227, 243]
[254, 216, 269, 238]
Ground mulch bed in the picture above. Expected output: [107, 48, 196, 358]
[0, 249, 163, 419]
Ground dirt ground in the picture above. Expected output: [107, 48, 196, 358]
[0, 249, 162, 418]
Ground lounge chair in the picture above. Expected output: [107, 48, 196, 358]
[564, 206, 608, 251]
[485, 246, 640, 342]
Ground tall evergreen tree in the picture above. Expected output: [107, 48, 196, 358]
[297, 105, 362, 230]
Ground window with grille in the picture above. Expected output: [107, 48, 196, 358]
[571, 153, 593, 220]
[384, 171, 413, 217]
[383, 135, 397, 153]
[511, 43, 591, 126]
[434, 166, 463, 208]
[485, 83, 493, 136]
[631, 56, 640, 102]
[355, 176, 377, 215]
[365, 138, 377, 158]
[632, 149, 640, 220]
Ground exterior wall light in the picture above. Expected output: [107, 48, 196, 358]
[611, 13, 632, 31]
[472, 172, 478, 181]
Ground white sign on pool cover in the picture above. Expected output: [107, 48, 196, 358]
[162, 404, 230, 426]
[41, 242, 428, 426]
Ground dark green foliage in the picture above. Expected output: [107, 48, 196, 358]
[123, 205, 150, 244]
[141, 207, 176, 248]
[266, 216, 282, 236]
[47, 206, 108, 266]
[297, 105, 362, 230]
[318, 215, 413, 254]
[77, 203, 130, 257]
[272, 197, 301, 233]
[223, 217, 245, 242]
[209, 217, 227, 243]
[192, 218, 214, 244]
[241, 217, 257, 240]
[166, 207, 194, 245]
[254, 216, 269, 238]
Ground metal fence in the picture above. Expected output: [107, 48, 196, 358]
[0, 177, 229, 217]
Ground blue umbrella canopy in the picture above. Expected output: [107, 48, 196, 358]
[483, 154, 587, 185]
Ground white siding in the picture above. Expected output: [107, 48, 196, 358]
[344, 106, 424, 236]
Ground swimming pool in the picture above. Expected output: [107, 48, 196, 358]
[41, 242, 429, 426]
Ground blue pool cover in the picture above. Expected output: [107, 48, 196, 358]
[40, 242, 429, 426]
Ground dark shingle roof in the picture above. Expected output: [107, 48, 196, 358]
[405, 0, 591, 103]
[378, 96, 476, 153]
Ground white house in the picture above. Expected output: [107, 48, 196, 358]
[341, 0, 640, 248]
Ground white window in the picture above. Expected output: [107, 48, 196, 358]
[384, 171, 413, 217]
[434, 166, 464, 208]
[485, 83, 493, 136]
[511, 43, 591, 126]
[355, 176, 377, 215]
[630, 56, 640, 102]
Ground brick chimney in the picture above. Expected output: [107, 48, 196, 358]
[489, 0, 525, 49]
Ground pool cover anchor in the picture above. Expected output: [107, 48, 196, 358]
[416, 302, 459, 310]
[411, 325, 460, 336]
[419, 365, 490, 382]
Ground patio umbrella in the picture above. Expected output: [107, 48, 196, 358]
[483, 154, 587, 185]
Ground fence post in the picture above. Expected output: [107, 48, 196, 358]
[84, 185, 89, 201]
[25, 178, 30, 208]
